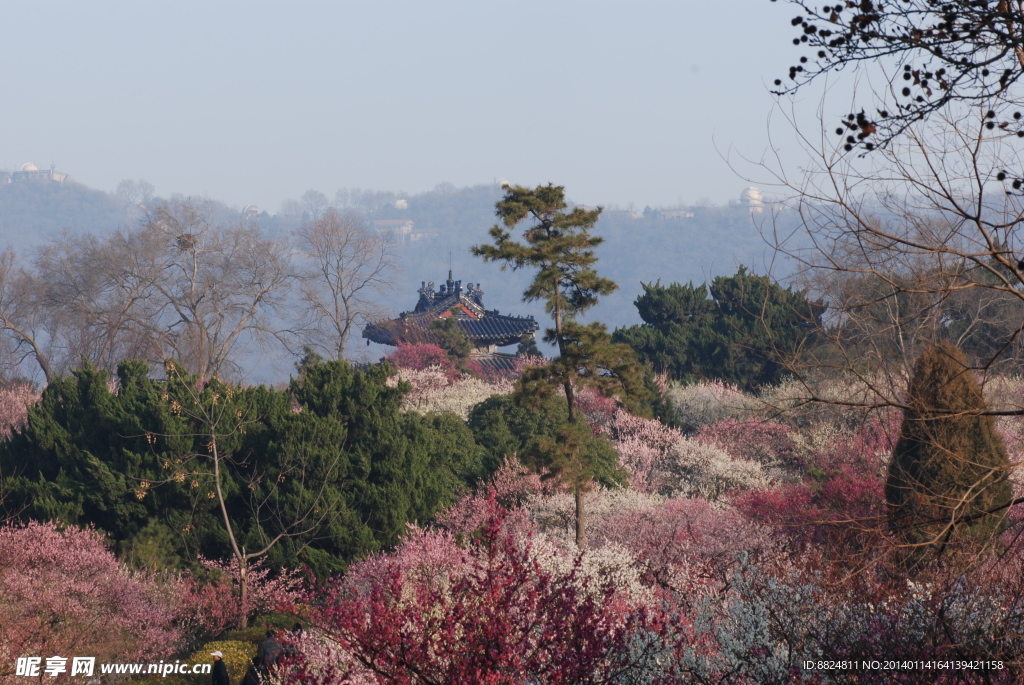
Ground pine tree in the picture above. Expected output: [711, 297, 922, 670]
[472, 183, 646, 548]
[886, 343, 1013, 569]
[429, 310, 474, 375]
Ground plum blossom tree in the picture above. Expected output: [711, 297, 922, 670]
[388, 365, 514, 420]
[285, 501, 660, 685]
[177, 556, 302, 645]
[384, 343, 455, 377]
[0, 382, 38, 441]
[0, 521, 182, 676]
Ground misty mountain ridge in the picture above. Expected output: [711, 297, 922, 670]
[0, 172, 794, 365]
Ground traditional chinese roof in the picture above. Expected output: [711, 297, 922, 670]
[471, 352, 520, 374]
[362, 271, 538, 348]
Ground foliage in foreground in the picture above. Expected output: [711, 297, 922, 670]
[277, 370, 1024, 684]
[281, 477, 1024, 684]
[0, 521, 183, 676]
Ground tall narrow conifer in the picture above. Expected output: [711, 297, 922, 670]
[886, 343, 1013, 569]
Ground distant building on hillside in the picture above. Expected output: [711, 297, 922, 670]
[661, 208, 695, 220]
[740, 187, 765, 213]
[10, 162, 69, 184]
[373, 218, 438, 244]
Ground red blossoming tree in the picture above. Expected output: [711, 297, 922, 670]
[286, 501, 662, 685]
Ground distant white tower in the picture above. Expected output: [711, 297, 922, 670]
[740, 187, 765, 213]
[12, 162, 68, 183]
[395, 199, 409, 209]
[497, 178, 511, 189]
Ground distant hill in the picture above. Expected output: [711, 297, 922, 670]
[0, 177, 132, 250]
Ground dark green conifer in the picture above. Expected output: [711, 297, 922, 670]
[886, 343, 1013, 569]
[429, 309, 474, 374]
[472, 183, 647, 549]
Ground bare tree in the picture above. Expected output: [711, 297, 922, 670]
[0, 237, 157, 384]
[128, 197, 294, 381]
[295, 209, 395, 360]
[34, 232, 163, 373]
[755, 100, 1024, 407]
[301, 190, 330, 220]
[0, 249, 51, 382]
[159, 362, 344, 628]
[732, 97, 1024, 567]
[774, 0, 1024, 158]
[115, 179, 155, 206]
[0, 199, 296, 384]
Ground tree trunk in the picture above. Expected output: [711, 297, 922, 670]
[238, 554, 249, 629]
[575, 486, 586, 550]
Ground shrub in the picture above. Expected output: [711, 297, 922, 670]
[177, 556, 302, 643]
[607, 408, 771, 500]
[384, 343, 456, 377]
[886, 344, 1013, 567]
[526, 487, 664, 546]
[287, 503, 644, 685]
[0, 521, 183, 675]
[173, 640, 257, 685]
[574, 386, 619, 434]
[608, 409, 683, 492]
[654, 439, 770, 501]
[598, 496, 774, 595]
[697, 417, 800, 471]
[390, 365, 513, 420]
[437, 458, 552, 535]
[662, 379, 757, 433]
[733, 413, 895, 559]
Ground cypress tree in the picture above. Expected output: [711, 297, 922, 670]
[886, 343, 1013, 569]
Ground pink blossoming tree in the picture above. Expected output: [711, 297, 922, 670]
[0, 521, 182, 676]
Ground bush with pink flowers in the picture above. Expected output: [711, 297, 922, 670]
[384, 342, 456, 377]
[0, 521, 183, 675]
[0, 383, 39, 441]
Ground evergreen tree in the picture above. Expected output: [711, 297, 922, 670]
[614, 267, 824, 391]
[0, 358, 485, 578]
[429, 310, 474, 375]
[886, 343, 1013, 570]
[472, 183, 646, 548]
[468, 394, 622, 490]
[612, 280, 716, 381]
[516, 332, 541, 358]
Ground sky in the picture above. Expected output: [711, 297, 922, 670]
[0, 1, 845, 212]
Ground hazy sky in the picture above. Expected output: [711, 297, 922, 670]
[1, 1, 844, 212]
